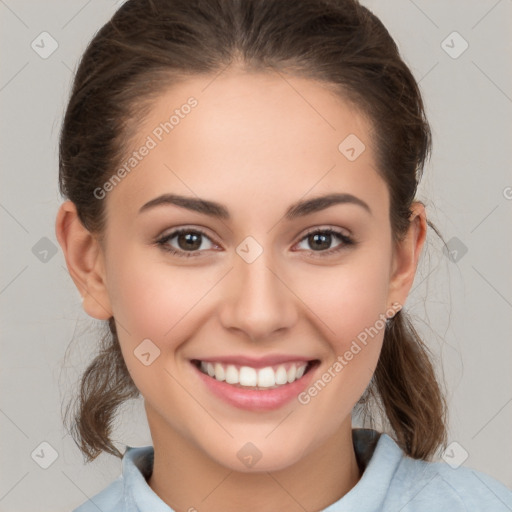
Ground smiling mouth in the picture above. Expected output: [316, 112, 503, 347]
[191, 359, 320, 390]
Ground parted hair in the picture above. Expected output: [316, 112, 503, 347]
[59, 0, 447, 462]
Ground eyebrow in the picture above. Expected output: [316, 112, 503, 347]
[138, 192, 372, 219]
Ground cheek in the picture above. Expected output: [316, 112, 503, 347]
[294, 257, 390, 424]
[107, 260, 198, 399]
[106, 250, 220, 360]
[294, 252, 391, 350]
[106, 237, 202, 324]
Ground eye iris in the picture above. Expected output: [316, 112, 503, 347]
[178, 232, 201, 251]
[309, 232, 331, 251]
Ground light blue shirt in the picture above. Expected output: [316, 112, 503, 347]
[73, 429, 512, 511]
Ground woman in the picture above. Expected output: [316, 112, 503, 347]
[55, 0, 512, 510]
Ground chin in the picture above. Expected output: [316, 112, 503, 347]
[203, 436, 311, 474]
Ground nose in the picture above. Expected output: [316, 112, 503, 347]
[218, 249, 298, 342]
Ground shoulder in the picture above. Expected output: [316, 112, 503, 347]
[71, 445, 158, 512]
[325, 430, 512, 511]
[381, 435, 512, 511]
[72, 476, 124, 512]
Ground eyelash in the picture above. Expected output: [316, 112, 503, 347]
[155, 227, 356, 259]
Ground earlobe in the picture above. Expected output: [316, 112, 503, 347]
[55, 200, 113, 320]
[387, 201, 427, 306]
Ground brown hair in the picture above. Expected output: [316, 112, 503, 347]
[59, 0, 447, 462]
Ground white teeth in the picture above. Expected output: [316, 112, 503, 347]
[197, 360, 310, 388]
[214, 362, 225, 381]
[257, 367, 275, 388]
[287, 365, 296, 383]
[239, 366, 258, 386]
[275, 365, 288, 385]
[296, 365, 306, 379]
[225, 364, 238, 384]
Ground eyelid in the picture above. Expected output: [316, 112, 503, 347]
[300, 224, 352, 239]
[157, 226, 217, 243]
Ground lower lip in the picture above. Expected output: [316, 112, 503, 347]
[192, 361, 318, 411]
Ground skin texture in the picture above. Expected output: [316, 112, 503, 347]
[56, 68, 427, 512]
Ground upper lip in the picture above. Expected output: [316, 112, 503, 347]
[191, 354, 318, 369]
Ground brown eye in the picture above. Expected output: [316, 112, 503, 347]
[307, 232, 334, 251]
[176, 231, 202, 251]
[156, 228, 216, 257]
[295, 228, 355, 256]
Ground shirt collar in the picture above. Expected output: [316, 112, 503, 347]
[121, 429, 403, 511]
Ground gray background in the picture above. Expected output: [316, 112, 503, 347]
[1, 0, 511, 510]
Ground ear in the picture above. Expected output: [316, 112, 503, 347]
[55, 200, 113, 320]
[387, 201, 427, 308]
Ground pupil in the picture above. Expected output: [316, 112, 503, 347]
[179, 232, 201, 250]
[310, 233, 330, 250]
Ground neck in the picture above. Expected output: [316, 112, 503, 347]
[147, 411, 361, 512]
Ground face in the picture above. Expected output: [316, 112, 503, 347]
[84, 69, 410, 472]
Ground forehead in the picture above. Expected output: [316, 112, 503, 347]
[105, 69, 388, 223]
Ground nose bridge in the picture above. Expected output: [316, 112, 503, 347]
[219, 239, 297, 340]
